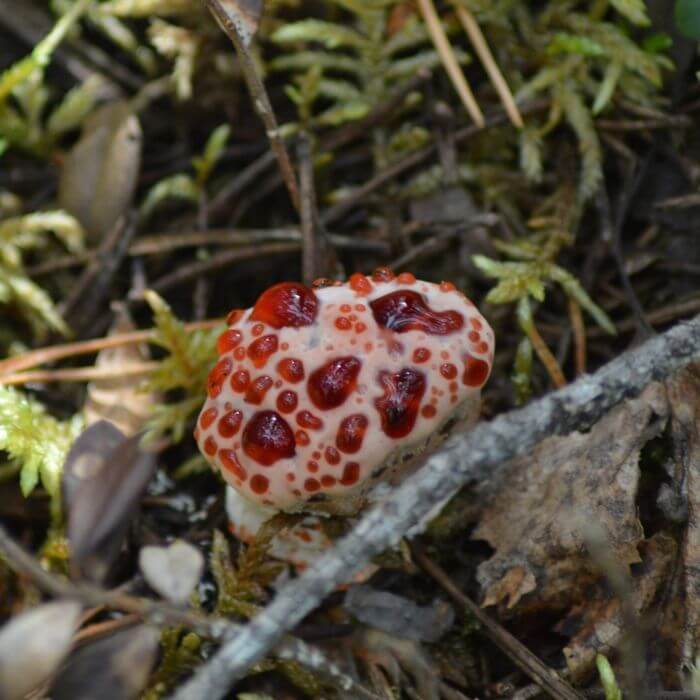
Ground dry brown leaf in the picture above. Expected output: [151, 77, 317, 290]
[474, 382, 669, 616]
[557, 532, 676, 683]
[63, 422, 157, 582]
[59, 101, 142, 241]
[83, 307, 156, 436]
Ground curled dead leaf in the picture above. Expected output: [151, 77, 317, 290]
[59, 101, 142, 241]
[474, 382, 668, 614]
[63, 421, 157, 582]
[0, 601, 82, 700]
[84, 307, 157, 436]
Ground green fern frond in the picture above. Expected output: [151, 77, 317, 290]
[141, 291, 220, 442]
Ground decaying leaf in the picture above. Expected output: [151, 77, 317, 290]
[0, 601, 82, 700]
[139, 540, 205, 604]
[651, 364, 700, 688]
[58, 100, 142, 240]
[474, 382, 669, 615]
[63, 420, 157, 582]
[343, 585, 454, 643]
[50, 625, 160, 700]
[84, 308, 156, 436]
[557, 532, 676, 683]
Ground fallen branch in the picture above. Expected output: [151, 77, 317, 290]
[170, 314, 700, 700]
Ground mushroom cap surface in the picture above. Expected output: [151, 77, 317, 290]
[195, 269, 494, 512]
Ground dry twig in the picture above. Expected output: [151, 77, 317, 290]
[411, 544, 584, 700]
[204, 0, 300, 212]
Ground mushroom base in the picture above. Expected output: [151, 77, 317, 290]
[225, 395, 481, 572]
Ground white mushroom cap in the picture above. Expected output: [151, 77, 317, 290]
[195, 268, 495, 512]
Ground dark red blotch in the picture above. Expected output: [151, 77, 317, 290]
[336, 414, 369, 454]
[250, 282, 319, 328]
[242, 410, 296, 466]
[308, 356, 362, 410]
[374, 368, 426, 438]
[370, 290, 463, 335]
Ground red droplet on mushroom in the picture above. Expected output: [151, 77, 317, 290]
[242, 410, 296, 465]
[372, 266, 395, 282]
[312, 278, 335, 289]
[251, 323, 264, 337]
[295, 429, 310, 446]
[297, 410, 324, 430]
[231, 368, 250, 393]
[217, 329, 243, 355]
[276, 357, 305, 383]
[321, 475, 336, 487]
[305, 478, 321, 492]
[247, 334, 278, 368]
[440, 363, 457, 380]
[463, 354, 490, 387]
[245, 375, 273, 404]
[220, 449, 247, 480]
[340, 461, 360, 485]
[375, 368, 426, 438]
[349, 273, 373, 295]
[413, 347, 430, 363]
[250, 282, 319, 328]
[234, 346, 246, 361]
[336, 414, 369, 454]
[250, 474, 269, 494]
[200, 406, 218, 429]
[226, 309, 244, 325]
[397, 272, 416, 284]
[207, 357, 232, 398]
[218, 410, 243, 438]
[308, 356, 362, 410]
[370, 290, 464, 335]
[204, 436, 218, 456]
[439, 281, 456, 292]
[422, 405, 437, 418]
[470, 317, 483, 331]
[335, 317, 352, 331]
[276, 390, 298, 414]
[325, 446, 341, 465]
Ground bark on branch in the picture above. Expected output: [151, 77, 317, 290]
[171, 314, 700, 700]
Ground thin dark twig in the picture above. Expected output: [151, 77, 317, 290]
[410, 544, 584, 700]
[170, 315, 700, 700]
[204, 0, 300, 212]
[150, 242, 300, 293]
[0, 524, 379, 700]
[297, 133, 320, 284]
[597, 173, 653, 338]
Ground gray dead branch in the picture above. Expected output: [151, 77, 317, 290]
[171, 314, 700, 700]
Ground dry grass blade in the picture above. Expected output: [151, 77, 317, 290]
[0, 319, 222, 377]
[416, 0, 485, 128]
[453, 5, 523, 128]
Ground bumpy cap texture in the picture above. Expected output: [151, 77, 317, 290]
[195, 269, 494, 511]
